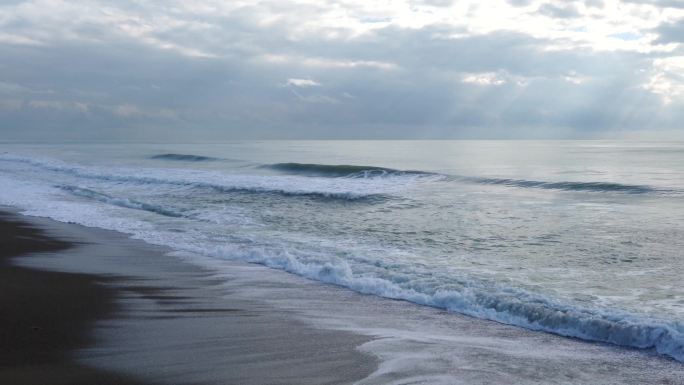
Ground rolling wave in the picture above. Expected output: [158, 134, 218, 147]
[0, 155, 670, 196]
[263, 162, 435, 178]
[59, 185, 184, 218]
[0, 154, 390, 201]
[462, 177, 657, 194]
[263, 162, 665, 194]
[150, 153, 218, 161]
[177, 242, 684, 363]
[2, 153, 683, 363]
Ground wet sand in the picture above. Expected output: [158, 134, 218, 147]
[0, 210, 377, 384]
[0, 211, 146, 384]
[4, 208, 684, 385]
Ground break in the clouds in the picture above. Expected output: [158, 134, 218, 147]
[1, 0, 684, 140]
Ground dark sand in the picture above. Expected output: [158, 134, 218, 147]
[0, 211, 146, 384]
[0, 210, 377, 384]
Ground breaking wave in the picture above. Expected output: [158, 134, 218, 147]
[59, 185, 184, 218]
[0, 155, 671, 199]
[0, 154, 391, 202]
[1, 153, 683, 363]
[264, 162, 665, 194]
[463, 177, 656, 194]
[150, 153, 218, 162]
[193, 244, 684, 363]
[263, 162, 436, 178]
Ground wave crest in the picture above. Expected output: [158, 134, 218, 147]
[59, 185, 184, 218]
[465, 177, 656, 194]
[0, 154, 391, 202]
[204, 243, 684, 363]
[1, 153, 683, 362]
[263, 162, 666, 194]
[264, 162, 435, 178]
[151, 153, 217, 161]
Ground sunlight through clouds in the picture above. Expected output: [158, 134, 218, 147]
[0, 0, 683, 139]
[645, 56, 684, 104]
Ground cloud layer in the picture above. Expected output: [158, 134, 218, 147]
[1, 0, 683, 140]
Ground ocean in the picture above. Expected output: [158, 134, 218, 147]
[1, 140, 683, 363]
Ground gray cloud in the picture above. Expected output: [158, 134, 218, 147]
[623, 0, 684, 9]
[655, 19, 684, 43]
[583, 0, 604, 8]
[0, 0, 683, 140]
[537, 3, 582, 19]
[508, 0, 533, 7]
[411, 0, 457, 6]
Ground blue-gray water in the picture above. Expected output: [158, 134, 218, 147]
[1, 140, 683, 361]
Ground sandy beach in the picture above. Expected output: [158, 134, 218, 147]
[0, 209, 377, 384]
[3, 206, 684, 384]
[3, 0, 684, 382]
[0, 211, 148, 384]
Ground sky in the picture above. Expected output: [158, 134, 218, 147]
[1, 0, 684, 141]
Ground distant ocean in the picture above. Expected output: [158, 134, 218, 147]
[1, 140, 683, 361]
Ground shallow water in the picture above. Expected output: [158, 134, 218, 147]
[1, 140, 683, 361]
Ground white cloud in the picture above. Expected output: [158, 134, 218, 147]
[0, 82, 54, 95]
[260, 54, 398, 70]
[1, 0, 684, 138]
[563, 71, 589, 85]
[115, 104, 176, 119]
[28, 100, 88, 112]
[286, 78, 321, 87]
[0, 32, 44, 46]
[644, 56, 684, 104]
[461, 72, 508, 86]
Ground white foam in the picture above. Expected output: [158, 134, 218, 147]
[0, 153, 417, 200]
[2, 153, 684, 363]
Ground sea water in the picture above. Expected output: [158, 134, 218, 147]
[1, 140, 683, 362]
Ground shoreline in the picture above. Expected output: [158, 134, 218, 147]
[3, 207, 684, 384]
[0, 211, 147, 384]
[0, 209, 377, 384]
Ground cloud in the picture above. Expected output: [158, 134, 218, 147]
[583, 0, 604, 8]
[286, 78, 321, 87]
[655, 19, 684, 43]
[508, 0, 533, 7]
[537, 3, 581, 19]
[261, 54, 398, 70]
[0, 99, 23, 111]
[461, 72, 508, 86]
[412, 0, 456, 6]
[623, 0, 684, 9]
[0, 32, 44, 46]
[0, 0, 683, 140]
[28, 100, 88, 112]
[644, 56, 684, 104]
[112, 104, 176, 119]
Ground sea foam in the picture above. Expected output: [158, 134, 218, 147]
[0, 154, 412, 201]
[262, 161, 668, 194]
[1, 153, 683, 363]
